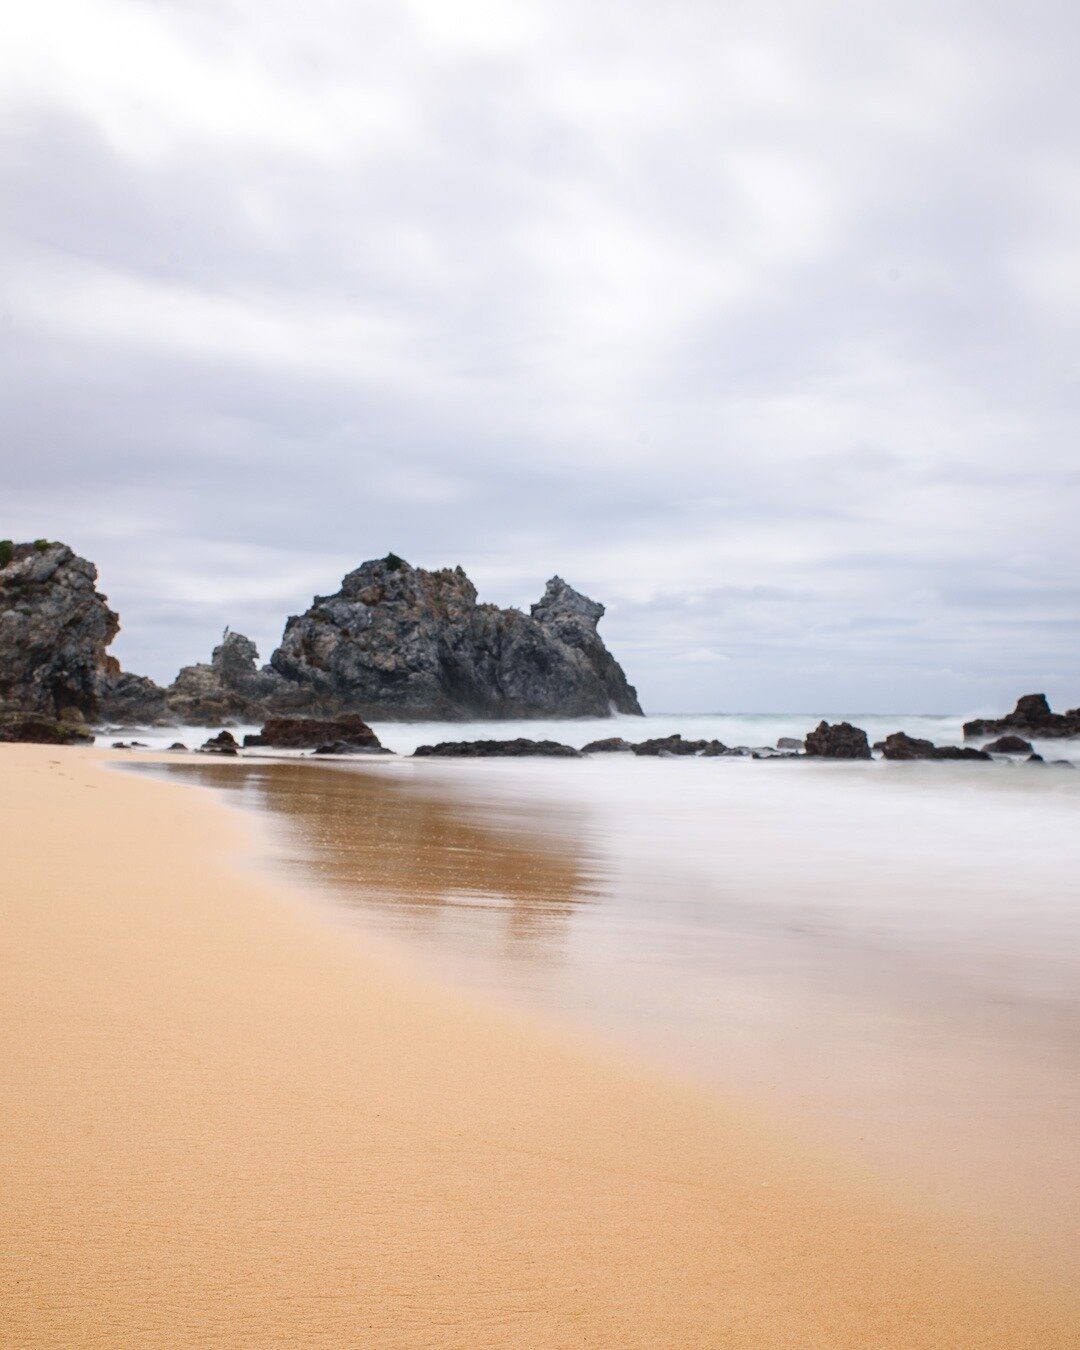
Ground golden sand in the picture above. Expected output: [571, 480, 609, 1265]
[1, 745, 1075, 1347]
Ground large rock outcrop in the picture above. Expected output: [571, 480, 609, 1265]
[2, 543, 643, 728]
[0, 540, 119, 720]
[268, 556, 642, 721]
[964, 693, 1080, 740]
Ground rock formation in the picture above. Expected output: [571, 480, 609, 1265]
[878, 732, 990, 761]
[244, 714, 383, 752]
[983, 734, 1035, 754]
[0, 540, 119, 722]
[803, 721, 872, 760]
[632, 734, 728, 757]
[0, 710, 94, 745]
[269, 557, 642, 721]
[412, 738, 582, 758]
[165, 631, 290, 725]
[963, 694, 1080, 740]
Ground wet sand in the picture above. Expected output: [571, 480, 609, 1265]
[2, 745, 1077, 1347]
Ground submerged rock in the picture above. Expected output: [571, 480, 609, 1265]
[311, 740, 390, 756]
[632, 734, 728, 757]
[412, 738, 582, 758]
[246, 714, 382, 751]
[983, 734, 1035, 754]
[803, 721, 872, 760]
[964, 693, 1080, 740]
[581, 737, 635, 753]
[269, 557, 641, 721]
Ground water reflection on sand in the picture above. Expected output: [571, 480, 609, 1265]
[150, 758, 600, 968]
[141, 754, 1080, 1272]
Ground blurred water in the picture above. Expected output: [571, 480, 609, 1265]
[138, 745, 1080, 1270]
[98, 709, 1080, 762]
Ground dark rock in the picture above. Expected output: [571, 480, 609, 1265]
[0, 541, 121, 720]
[312, 741, 391, 756]
[412, 738, 582, 758]
[168, 742, 188, 751]
[582, 737, 635, 753]
[803, 721, 872, 760]
[269, 558, 641, 721]
[111, 741, 130, 749]
[97, 670, 170, 725]
[983, 735, 1034, 754]
[632, 734, 728, 757]
[777, 737, 803, 750]
[1027, 753, 1045, 763]
[0, 710, 94, 745]
[253, 714, 382, 751]
[198, 729, 239, 756]
[879, 732, 989, 761]
[165, 630, 290, 725]
[964, 693, 1080, 740]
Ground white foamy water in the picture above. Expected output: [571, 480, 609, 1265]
[138, 730, 1080, 1270]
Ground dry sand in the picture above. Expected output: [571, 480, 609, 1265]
[1, 745, 1075, 1348]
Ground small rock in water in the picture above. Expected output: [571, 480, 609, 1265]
[198, 729, 239, 756]
[879, 731, 990, 761]
[777, 737, 803, 750]
[803, 721, 872, 760]
[983, 734, 1034, 754]
[581, 737, 635, 753]
[168, 742, 188, 751]
[412, 738, 582, 758]
[250, 715, 382, 752]
[312, 740, 391, 756]
[632, 734, 728, 757]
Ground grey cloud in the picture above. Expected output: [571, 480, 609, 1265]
[1, 0, 1078, 711]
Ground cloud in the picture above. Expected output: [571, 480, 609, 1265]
[1, 0, 1079, 710]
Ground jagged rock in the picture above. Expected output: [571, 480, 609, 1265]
[97, 670, 170, 725]
[964, 693, 1080, 740]
[0, 710, 94, 745]
[0, 541, 120, 719]
[166, 630, 291, 725]
[582, 737, 635, 753]
[269, 556, 641, 721]
[983, 735, 1035, 754]
[412, 738, 582, 758]
[804, 721, 872, 760]
[879, 731, 990, 761]
[632, 734, 728, 757]
[198, 729, 239, 756]
[246, 714, 382, 751]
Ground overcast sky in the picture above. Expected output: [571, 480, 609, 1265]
[2, 1, 1078, 712]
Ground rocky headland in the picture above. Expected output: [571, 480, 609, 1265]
[0, 541, 641, 731]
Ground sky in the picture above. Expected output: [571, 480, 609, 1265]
[2, 0, 1078, 713]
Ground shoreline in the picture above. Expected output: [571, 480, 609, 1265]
[2, 746, 1076, 1347]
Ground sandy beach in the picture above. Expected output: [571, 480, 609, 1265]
[2, 746, 1076, 1348]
